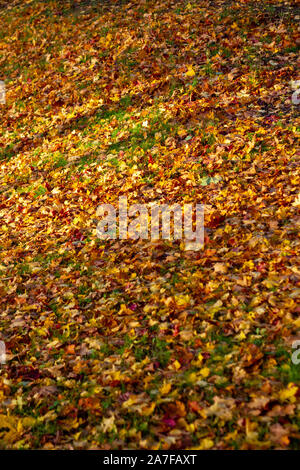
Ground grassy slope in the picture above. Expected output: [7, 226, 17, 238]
[0, 0, 299, 449]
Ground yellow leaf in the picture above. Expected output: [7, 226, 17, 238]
[141, 402, 155, 416]
[192, 438, 214, 450]
[119, 304, 133, 315]
[188, 372, 197, 383]
[177, 128, 187, 137]
[279, 383, 298, 403]
[122, 395, 139, 408]
[200, 367, 210, 378]
[174, 294, 191, 307]
[186, 65, 196, 77]
[160, 382, 172, 396]
[0, 415, 19, 444]
[173, 360, 181, 370]
[198, 353, 203, 362]
[100, 415, 116, 433]
[236, 331, 246, 341]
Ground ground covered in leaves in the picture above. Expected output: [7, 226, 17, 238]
[0, 0, 299, 450]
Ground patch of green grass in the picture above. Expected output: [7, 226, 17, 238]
[283, 45, 300, 54]
[152, 337, 171, 367]
[53, 155, 68, 168]
[278, 362, 300, 385]
[17, 262, 31, 276]
[34, 185, 47, 198]
[0, 144, 15, 162]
